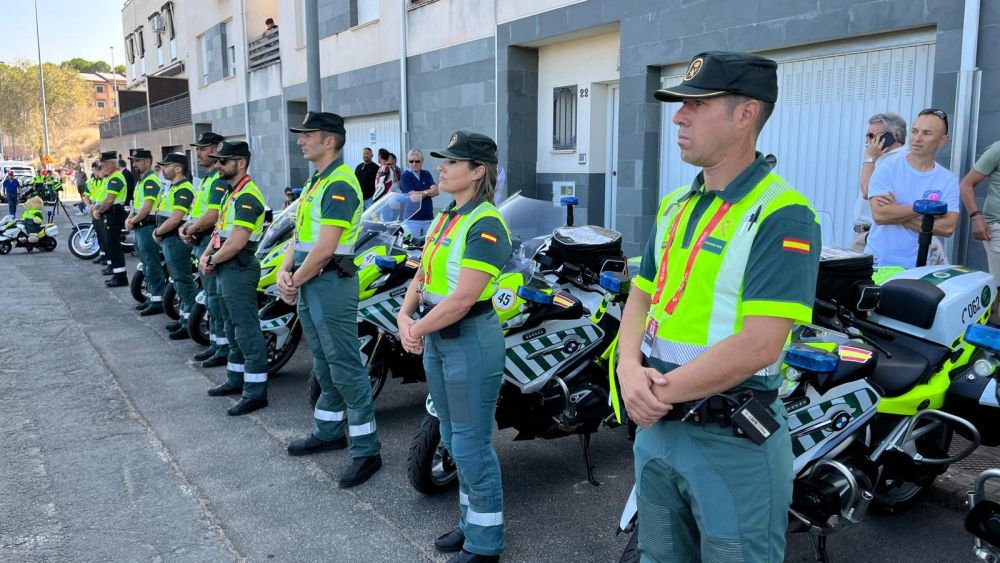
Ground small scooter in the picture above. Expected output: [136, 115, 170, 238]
[0, 212, 58, 254]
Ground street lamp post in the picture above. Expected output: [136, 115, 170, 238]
[33, 0, 50, 164]
[111, 46, 122, 136]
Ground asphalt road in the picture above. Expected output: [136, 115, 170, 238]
[0, 211, 987, 562]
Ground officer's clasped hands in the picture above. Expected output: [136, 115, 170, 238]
[616, 358, 672, 428]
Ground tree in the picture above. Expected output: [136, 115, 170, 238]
[61, 58, 112, 74]
[114, 65, 125, 75]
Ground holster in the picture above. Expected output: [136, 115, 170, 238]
[322, 255, 357, 278]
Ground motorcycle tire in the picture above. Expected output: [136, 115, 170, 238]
[130, 270, 148, 304]
[0, 241, 11, 255]
[163, 283, 180, 320]
[68, 226, 99, 260]
[266, 320, 302, 375]
[618, 527, 639, 563]
[188, 303, 211, 346]
[872, 424, 953, 513]
[407, 413, 458, 495]
[41, 237, 57, 251]
[307, 359, 390, 407]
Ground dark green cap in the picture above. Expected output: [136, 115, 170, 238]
[290, 111, 347, 135]
[99, 150, 118, 161]
[156, 152, 189, 167]
[191, 131, 226, 147]
[130, 148, 153, 160]
[210, 141, 252, 159]
[430, 130, 498, 164]
[654, 51, 778, 103]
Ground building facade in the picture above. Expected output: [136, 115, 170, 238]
[80, 73, 127, 121]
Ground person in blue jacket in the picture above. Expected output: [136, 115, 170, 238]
[400, 149, 439, 236]
[4, 171, 20, 217]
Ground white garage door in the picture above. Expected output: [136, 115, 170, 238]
[659, 30, 936, 248]
[344, 112, 400, 170]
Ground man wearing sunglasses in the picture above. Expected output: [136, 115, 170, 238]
[866, 109, 959, 268]
[852, 113, 907, 252]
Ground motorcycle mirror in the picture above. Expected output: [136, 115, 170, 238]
[966, 500, 1000, 548]
[517, 286, 553, 305]
[783, 346, 839, 374]
[965, 324, 1000, 355]
[912, 199, 948, 216]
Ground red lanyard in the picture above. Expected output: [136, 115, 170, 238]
[421, 212, 462, 285]
[652, 197, 733, 316]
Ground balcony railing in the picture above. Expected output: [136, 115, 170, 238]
[150, 93, 191, 129]
[99, 118, 120, 139]
[120, 106, 150, 135]
[248, 30, 280, 72]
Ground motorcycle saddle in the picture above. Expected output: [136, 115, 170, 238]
[865, 328, 949, 397]
[874, 279, 945, 330]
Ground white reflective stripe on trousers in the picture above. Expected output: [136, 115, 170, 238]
[112, 267, 127, 273]
[243, 372, 267, 383]
[209, 333, 217, 343]
[466, 509, 503, 527]
[216, 337, 229, 345]
[348, 421, 376, 436]
[227, 362, 245, 373]
[314, 408, 345, 422]
[149, 295, 162, 302]
[459, 491, 469, 506]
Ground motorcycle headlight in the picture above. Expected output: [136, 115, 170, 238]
[966, 324, 1000, 355]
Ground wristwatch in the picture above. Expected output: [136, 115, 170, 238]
[863, 157, 876, 164]
[207, 254, 215, 266]
[971, 211, 983, 219]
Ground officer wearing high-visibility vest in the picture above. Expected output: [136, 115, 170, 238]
[152, 153, 197, 340]
[92, 151, 129, 287]
[616, 52, 822, 562]
[278, 112, 383, 488]
[198, 141, 270, 416]
[181, 132, 231, 368]
[396, 131, 513, 563]
[87, 162, 108, 266]
[123, 149, 167, 317]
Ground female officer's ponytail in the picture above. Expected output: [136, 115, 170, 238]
[469, 161, 498, 205]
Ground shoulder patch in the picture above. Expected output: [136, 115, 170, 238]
[782, 238, 810, 254]
[480, 232, 498, 244]
[241, 204, 253, 210]
[331, 194, 346, 201]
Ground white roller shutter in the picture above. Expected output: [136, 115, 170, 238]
[344, 112, 400, 170]
[658, 31, 936, 248]
[358, 0, 379, 25]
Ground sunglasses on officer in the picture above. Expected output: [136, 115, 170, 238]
[918, 108, 949, 134]
[217, 157, 247, 166]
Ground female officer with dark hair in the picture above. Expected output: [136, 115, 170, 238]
[396, 131, 512, 563]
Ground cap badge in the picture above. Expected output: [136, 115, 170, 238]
[684, 57, 704, 82]
[448, 133, 459, 148]
[217, 142, 226, 152]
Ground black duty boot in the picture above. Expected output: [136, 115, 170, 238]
[105, 273, 128, 287]
[207, 383, 243, 397]
[227, 397, 268, 416]
[168, 327, 190, 340]
[434, 528, 465, 553]
[135, 301, 149, 311]
[93, 256, 106, 264]
[139, 303, 164, 316]
[193, 348, 216, 362]
[165, 321, 182, 332]
[446, 550, 499, 563]
[101, 266, 115, 276]
[338, 454, 383, 488]
[201, 355, 227, 368]
[287, 434, 348, 457]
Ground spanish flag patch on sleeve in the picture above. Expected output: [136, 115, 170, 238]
[782, 238, 810, 254]
[480, 232, 498, 244]
[331, 194, 346, 201]
[241, 204, 253, 210]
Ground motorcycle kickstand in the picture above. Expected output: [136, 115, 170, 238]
[809, 531, 830, 563]
[579, 432, 600, 486]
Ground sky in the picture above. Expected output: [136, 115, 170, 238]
[0, 0, 125, 66]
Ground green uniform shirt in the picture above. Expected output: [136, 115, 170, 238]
[232, 191, 266, 230]
[105, 175, 126, 201]
[317, 159, 360, 230]
[976, 142, 1000, 223]
[170, 182, 195, 214]
[139, 171, 160, 202]
[440, 199, 513, 278]
[636, 155, 821, 326]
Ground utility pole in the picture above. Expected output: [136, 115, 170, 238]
[111, 45, 122, 136]
[305, 0, 320, 112]
[33, 0, 50, 164]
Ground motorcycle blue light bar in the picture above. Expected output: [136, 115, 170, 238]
[560, 196, 580, 206]
[600, 271, 622, 293]
[784, 346, 839, 374]
[913, 199, 948, 216]
[517, 286, 554, 305]
[965, 324, 1000, 355]
[375, 256, 397, 270]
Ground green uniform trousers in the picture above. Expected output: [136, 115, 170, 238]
[195, 237, 230, 359]
[633, 358, 793, 563]
[423, 311, 506, 557]
[297, 269, 380, 457]
[94, 213, 108, 262]
[160, 235, 196, 322]
[134, 224, 165, 300]
[217, 257, 268, 399]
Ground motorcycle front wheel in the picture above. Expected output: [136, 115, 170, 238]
[130, 270, 148, 304]
[873, 423, 953, 512]
[68, 226, 99, 260]
[188, 303, 211, 346]
[0, 240, 11, 255]
[266, 320, 302, 375]
[163, 283, 179, 320]
[41, 237, 57, 251]
[407, 413, 458, 495]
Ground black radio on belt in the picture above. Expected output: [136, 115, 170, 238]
[729, 395, 780, 445]
[322, 255, 358, 278]
[674, 389, 780, 445]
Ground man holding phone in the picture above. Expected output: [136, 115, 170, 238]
[852, 112, 907, 252]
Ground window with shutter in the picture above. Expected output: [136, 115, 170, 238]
[553, 86, 577, 151]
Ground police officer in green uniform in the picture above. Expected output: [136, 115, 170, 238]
[124, 149, 167, 316]
[181, 132, 231, 368]
[278, 112, 383, 488]
[152, 153, 197, 340]
[83, 162, 107, 265]
[199, 141, 270, 416]
[93, 151, 129, 287]
[616, 52, 822, 562]
[397, 131, 513, 563]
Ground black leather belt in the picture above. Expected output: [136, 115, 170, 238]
[420, 300, 493, 319]
[135, 217, 156, 228]
[662, 388, 778, 426]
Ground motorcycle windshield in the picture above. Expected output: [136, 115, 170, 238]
[496, 193, 565, 258]
[361, 189, 422, 234]
[257, 200, 297, 257]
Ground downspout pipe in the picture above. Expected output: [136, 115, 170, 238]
[953, 0, 981, 265]
[400, 0, 409, 160]
[305, 0, 321, 112]
[240, 0, 252, 142]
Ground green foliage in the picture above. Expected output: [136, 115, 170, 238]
[60, 58, 112, 74]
